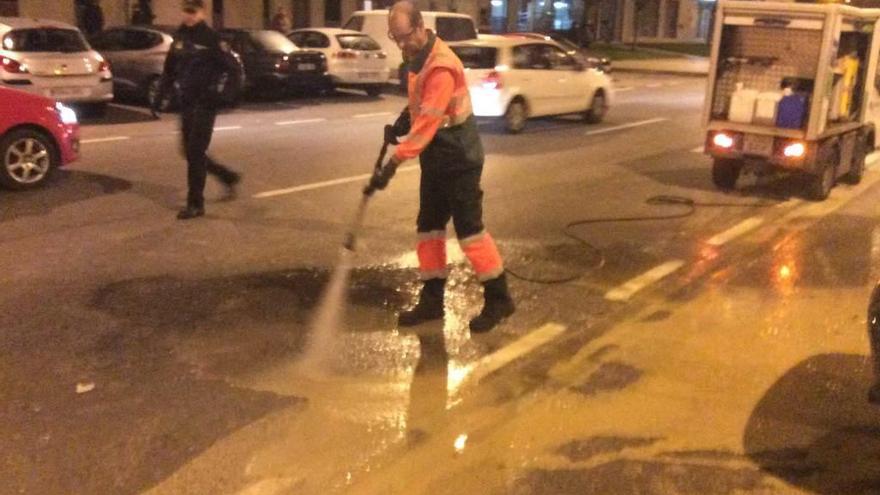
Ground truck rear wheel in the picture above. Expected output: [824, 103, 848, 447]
[712, 158, 741, 190]
[806, 160, 835, 201]
[841, 137, 867, 185]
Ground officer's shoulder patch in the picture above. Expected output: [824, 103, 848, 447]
[175, 41, 184, 50]
[219, 40, 231, 52]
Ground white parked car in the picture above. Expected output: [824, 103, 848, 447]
[0, 17, 113, 115]
[450, 37, 613, 133]
[344, 10, 477, 81]
[288, 28, 388, 96]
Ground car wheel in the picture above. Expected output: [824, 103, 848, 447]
[711, 158, 741, 190]
[0, 129, 58, 190]
[584, 90, 607, 124]
[365, 85, 382, 97]
[505, 99, 527, 134]
[146, 76, 170, 111]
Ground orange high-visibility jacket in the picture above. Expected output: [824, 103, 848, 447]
[393, 34, 476, 165]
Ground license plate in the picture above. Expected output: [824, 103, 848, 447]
[50, 87, 89, 98]
[297, 63, 316, 71]
[742, 134, 774, 156]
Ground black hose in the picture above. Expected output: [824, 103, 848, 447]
[505, 195, 777, 284]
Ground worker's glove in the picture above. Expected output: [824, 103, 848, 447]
[384, 124, 400, 145]
[364, 159, 399, 195]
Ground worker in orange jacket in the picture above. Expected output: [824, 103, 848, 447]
[367, 1, 515, 333]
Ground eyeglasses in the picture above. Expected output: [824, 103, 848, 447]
[183, 7, 198, 14]
[388, 27, 416, 43]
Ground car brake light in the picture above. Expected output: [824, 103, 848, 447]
[275, 55, 290, 73]
[481, 70, 503, 90]
[712, 132, 735, 149]
[1, 57, 28, 74]
[783, 141, 806, 158]
[98, 60, 110, 72]
[335, 51, 357, 59]
[377, 52, 387, 59]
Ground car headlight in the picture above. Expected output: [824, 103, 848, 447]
[55, 102, 78, 125]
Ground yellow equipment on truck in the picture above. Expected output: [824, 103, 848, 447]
[703, 1, 880, 200]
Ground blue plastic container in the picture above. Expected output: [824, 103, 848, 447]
[776, 93, 808, 129]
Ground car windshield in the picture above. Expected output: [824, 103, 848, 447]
[3, 28, 89, 53]
[436, 18, 477, 42]
[336, 34, 380, 51]
[251, 30, 298, 52]
[451, 45, 497, 69]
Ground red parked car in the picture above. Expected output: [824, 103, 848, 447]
[0, 86, 79, 190]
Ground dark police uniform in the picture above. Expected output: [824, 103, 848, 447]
[157, 19, 239, 217]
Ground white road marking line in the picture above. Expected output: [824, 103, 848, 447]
[80, 136, 130, 144]
[706, 217, 764, 247]
[353, 111, 393, 119]
[604, 260, 685, 302]
[646, 83, 663, 88]
[867, 151, 880, 168]
[453, 323, 567, 391]
[691, 145, 705, 153]
[275, 118, 326, 126]
[585, 117, 668, 137]
[615, 86, 634, 92]
[253, 165, 418, 198]
[214, 126, 242, 131]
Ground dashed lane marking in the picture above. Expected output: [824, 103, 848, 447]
[353, 111, 394, 119]
[706, 217, 765, 247]
[615, 86, 634, 92]
[214, 126, 243, 131]
[453, 323, 568, 392]
[80, 136, 130, 144]
[691, 145, 705, 153]
[585, 117, 668, 137]
[604, 260, 686, 302]
[275, 118, 327, 126]
[253, 165, 419, 198]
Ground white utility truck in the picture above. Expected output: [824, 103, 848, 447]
[704, 1, 880, 200]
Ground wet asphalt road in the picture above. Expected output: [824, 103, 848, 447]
[2, 74, 880, 495]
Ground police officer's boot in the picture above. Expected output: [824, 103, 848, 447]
[399, 278, 445, 327]
[470, 273, 515, 333]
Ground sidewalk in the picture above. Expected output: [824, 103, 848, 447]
[612, 57, 709, 77]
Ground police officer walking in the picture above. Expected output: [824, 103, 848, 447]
[155, 0, 241, 220]
[367, 1, 515, 333]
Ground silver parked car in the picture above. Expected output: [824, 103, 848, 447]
[88, 25, 171, 108]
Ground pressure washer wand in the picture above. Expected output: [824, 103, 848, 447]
[342, 141, 389, 251]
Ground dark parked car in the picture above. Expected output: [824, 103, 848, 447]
[89, 25, 245, 109]
[218, 28, 329, 94]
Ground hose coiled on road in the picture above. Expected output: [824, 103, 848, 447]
[505, 195, 777, 284]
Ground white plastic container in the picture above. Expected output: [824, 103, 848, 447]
[754, 91, 784, 125]
[729, 83, 759, 123]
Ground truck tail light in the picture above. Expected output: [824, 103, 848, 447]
[481, 71, 503, 90]
[712, 132, 735, 149]
[1, 56, 28, 74]
[783, 141, 806, 158]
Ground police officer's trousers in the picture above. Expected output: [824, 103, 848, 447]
[180, 104, 237, 208]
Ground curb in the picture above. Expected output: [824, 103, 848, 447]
[612, 67, 708, 77]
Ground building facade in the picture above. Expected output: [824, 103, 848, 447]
[2, 0, 709, 42]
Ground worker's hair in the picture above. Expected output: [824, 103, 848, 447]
[392, 1, 423, 28]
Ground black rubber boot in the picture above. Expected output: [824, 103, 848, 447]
[399, 278, 445, 327]
[470, 273, 515, 333]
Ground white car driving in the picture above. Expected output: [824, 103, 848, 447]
[288, 28, 389, 97]
[450, 36, 613, 133]
[0, 17, 113, 115]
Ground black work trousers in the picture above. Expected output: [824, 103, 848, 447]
[417, 167, 485, 239]
[180, 104, 237, 208]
